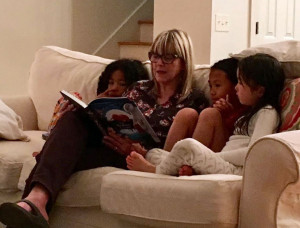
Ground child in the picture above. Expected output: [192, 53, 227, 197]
[127, 53, 285, 176]
[43, 59, 149, 140]
[163, 57, 247, 153]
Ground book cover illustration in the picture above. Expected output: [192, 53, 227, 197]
[60, 90, 160, 145]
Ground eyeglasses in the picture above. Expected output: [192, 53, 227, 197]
[148, 52, 179, 64]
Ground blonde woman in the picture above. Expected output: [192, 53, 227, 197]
[0, 29, 208, 228]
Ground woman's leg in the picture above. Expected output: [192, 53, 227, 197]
[18, 184, 50, 221]
[22, 110, 94, 213]
[163, 108, 198, 151]
[156, 138, 243, 176]
[192, 108, 228, 152]
[0, 110, 128, 227]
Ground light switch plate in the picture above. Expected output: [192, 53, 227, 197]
[215, 14, 230, 32]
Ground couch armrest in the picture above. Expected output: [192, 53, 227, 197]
[239, 130, 300, 228]
[1, 95, 38, 130]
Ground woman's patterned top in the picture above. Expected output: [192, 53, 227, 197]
[125, 80, 209, 148]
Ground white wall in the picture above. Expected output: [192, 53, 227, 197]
[210, 0, 249, 64]
[0, 0, 72, 96]
[0, 0, 153, 96]
[153, 0, 249, 65]
[154, 0, 213, 64]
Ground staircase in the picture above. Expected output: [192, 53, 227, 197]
[118, 20, 153, 61]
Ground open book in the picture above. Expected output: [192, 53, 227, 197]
[60, 90, 160, 146]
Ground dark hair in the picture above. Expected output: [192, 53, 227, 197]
[211, 57, 239, 84]
[97, 59, 149, 95]
[235, 53, 285, 134]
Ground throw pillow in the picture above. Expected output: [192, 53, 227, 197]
[230, 40, 300, 79]
[0, 99, 30, 141]
[279, 78, 300, 132]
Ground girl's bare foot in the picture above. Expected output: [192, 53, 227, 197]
[178, 165, 196, 176]
[126, 151, 156, 173]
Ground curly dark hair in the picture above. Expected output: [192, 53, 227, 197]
[211, 57, 239, 84]
[96, 59, 149, 95]
[235, 53, 285, 135]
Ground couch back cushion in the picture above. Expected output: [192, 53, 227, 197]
[193, 65, 211, 101]
[29, 46, 211, 131]
[29, 46, 114, 130]
[230, 40, 300, 79]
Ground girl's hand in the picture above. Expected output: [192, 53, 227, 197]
[97, 89, 113, 98]
[212, 95, 233, 116]
[102, 128, 147, 156]
[59, 91, 82, 115]
[58, 100, 76, 115]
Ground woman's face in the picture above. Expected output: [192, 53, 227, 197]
[151, 54, 184, 86]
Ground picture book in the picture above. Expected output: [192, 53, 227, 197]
[60, 90, 160, 146]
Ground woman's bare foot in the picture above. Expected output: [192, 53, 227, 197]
[126, 151, 156, 173]
[178, 165, 196, 176]
[17, 199, 49, 222]
[17, 184, 49, 221]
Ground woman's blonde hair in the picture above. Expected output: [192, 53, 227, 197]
[149, 29, 194, 101]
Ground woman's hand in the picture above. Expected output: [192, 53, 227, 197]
[102, 128, 147, 156]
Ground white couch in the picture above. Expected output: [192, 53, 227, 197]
[0, 45, 299, 228]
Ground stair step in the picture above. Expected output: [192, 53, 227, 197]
[138, 20, 153, 25]
[118, 42, 152, 61]
[118, 20, 153, 61]
[118, 41, 152, 46]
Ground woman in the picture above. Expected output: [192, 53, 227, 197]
[0, 29, 208, 228]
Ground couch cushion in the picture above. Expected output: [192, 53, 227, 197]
[231, 40, 300, 79]
[18, 154, 124, 207]
[0, 130, 45, 191]
[0, 99, 29, 141]
[100, 170, 242, 225]
[280, 78, 300, 132]
[193, 64, 211, 102]
[54, 167, 123, 207]
[28, 46, 113, 131]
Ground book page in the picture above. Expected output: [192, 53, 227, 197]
[60, 90, 87, 109]
[88, 97, 160, 145]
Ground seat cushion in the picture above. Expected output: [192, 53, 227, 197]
[55, 167, 123, 207]
[0, 130, 45, 191]
[100, 170, 242, 225]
